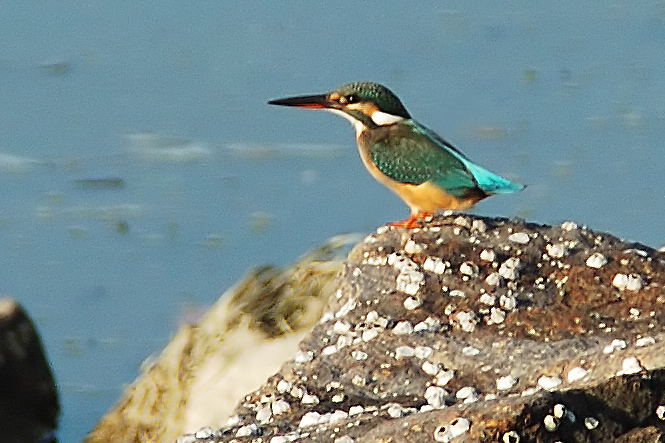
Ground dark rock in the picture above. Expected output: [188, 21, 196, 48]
[0, 298, 59, 443]
[181, 214, 665, 443]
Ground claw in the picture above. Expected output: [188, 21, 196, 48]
[389, 212, 433, 229]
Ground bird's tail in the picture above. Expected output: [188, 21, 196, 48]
[463, 161, 524, 194]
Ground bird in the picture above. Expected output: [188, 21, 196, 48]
[268, 82, 523, 228]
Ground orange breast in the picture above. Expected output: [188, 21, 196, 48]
[355, 138, 484, 214]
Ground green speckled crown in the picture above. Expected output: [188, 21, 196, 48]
[334, 82, 412, 119]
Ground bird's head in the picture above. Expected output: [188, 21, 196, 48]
[269, 82, 411, 134]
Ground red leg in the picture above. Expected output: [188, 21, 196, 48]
[389, 212, 433, 229]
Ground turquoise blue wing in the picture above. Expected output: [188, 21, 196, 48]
[461, 161, 523, 194]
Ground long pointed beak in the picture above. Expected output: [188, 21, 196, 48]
[268, 93, 332, 109]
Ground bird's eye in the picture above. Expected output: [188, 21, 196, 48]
[346, 94, 358, 103]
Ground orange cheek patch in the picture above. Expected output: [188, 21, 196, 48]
[347, 102, 379, 114]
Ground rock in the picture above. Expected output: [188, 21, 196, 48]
[84, 234, 357, 443]
[178, 214, 665, 443]
[0, 298, 59, 443]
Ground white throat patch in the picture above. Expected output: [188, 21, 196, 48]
[325, 108, 366, 136]
[371, 111, 404, 126]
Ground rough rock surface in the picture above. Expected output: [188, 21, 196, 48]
[181, 214, 665, 443]
[84, 235, 355, 443]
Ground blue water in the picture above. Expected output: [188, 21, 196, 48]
[1, 2, 664, 441]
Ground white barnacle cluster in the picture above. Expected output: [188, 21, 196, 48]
[385, 403, 412, 419]
[656, 405, 665, 421]
[480, 249, 496, 262]
[403, 296, 422, 310]
[450, 310, 478, 333]
[459, 261, 479, 280]
[335, 297, 357, 318]
[612, 273, 643, 292]
[423, 256, 447, 274]
[388, 253, 424, 296]
[456, 386, 479, 403]
[498, 257, 522, 281]
[546, 243, 566, 259]
[496, 374, 518, 391]
[537, 375, 562, 391]
[298, 398, 419, 431]
[404, 239, 426, 254]
[585, 252, 607, 269]
[421, 227, 528, 333]
[518, 365, 590, 400]
[543, 403, 577, 433]
[485, 272, 502, 286]
[415, 346, 433, 359]
[635, 336, 655, 348]
[618, 356, 644, 375]
[270, 434, 302, 443]
[449, 289, 466, 298]
[487, 307, 506, 325]
[363, 253, 387, 266]
[301, 393, 319, 405]
[392, 320, 414, 335]
[294, 350, 314, 363]
[508, 232, 530, 244]
[478, 286, 517, 325]
[298, 409, 347, 428]
[359, 310, 388, 343]
[560, 221, 578, 231]
[471, 219, 487, 233]
[414, 316, 441, 332]
[435, 369, 455, 387]
[255, 405, 273, 423]
[351, 350, 368, 361]
[323, 309, 393, 357]
[420, 362, 456, 408]
[421, 361, 440, 376]
[479, 293, 496, 306]
[453, 215, 471, 229]
[566, 366, 589, 382]
[543, 413, 558, 432]
[583, 244, 648, 294]
[603, 338, 627, 354]
[433, 417, 471, 442]
[499, 294, 517, 311]
[424, 385, 448, 409]
[235, 423, 259, 438]
[394, 345, 415, 359]
[461, 346, 480, 356]
[239, 383, 324, 435]
[193, 427, 220, 440]
[502, 430, 520, 442]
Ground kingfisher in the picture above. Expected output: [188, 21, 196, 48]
[268, 82, 523, 228]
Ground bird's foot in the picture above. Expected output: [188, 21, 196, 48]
[389, 212, 433, 229]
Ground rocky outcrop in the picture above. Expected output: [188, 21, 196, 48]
[180, 214, 665, 443]
[84, 235, 355, 443]
[0, 298, 59, 443]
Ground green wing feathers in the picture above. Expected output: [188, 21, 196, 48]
[363, 121, 522, 198]
[364, 124, 477, 198]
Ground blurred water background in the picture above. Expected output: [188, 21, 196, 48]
[1, 1, 664, 441]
